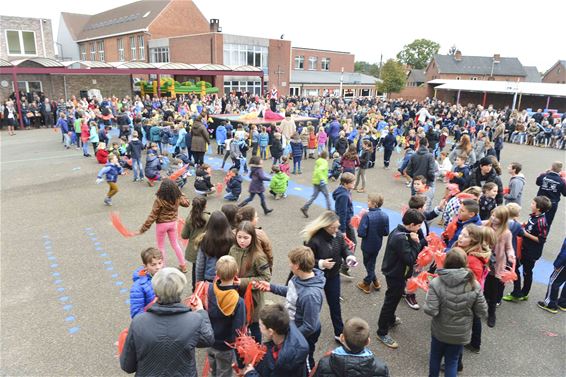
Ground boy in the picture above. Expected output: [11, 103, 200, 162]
[538, 238, 566, 313]
[504, 203, 524, 303]
[314, 317, 390, 377]
[535, 161, 566, 229]
[229, 134, 243, 172]
[479, 182, 498, 220]
[269, 165, 289, 200]
[207, 256, 246, 377]
[398, 146, 415, 187]
[243, 304, 309, 377]
[144, 143, 162, 187]
[376, 209, 425, 349]
[357, 194, 389, 294]
[503, 196, 551, 302]
[256, 247, 325, 372]
[301, 150, 331, 217]
[333, 172, 357, 277]
[412, 175, 433, 213]
[450, 154, 470, 192]
[279, 156, 291, 176]
[225, 168, 242, 201]
[96, 154, 124, 206]
[215, 121, 227, 155]
[328, 151, 342, 181]
[504, 162, 525, 205]
[194, 163, 216, 196]
[443, 199, 483, 248]
[127, 131, 145, 182]
[129, 247, 163, 318]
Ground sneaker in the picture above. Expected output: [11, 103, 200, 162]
[264, 209, 273, 215]
[357, 281, 371, 294]
[340, 267, 353, 279]
[372, 279, 382, 291]
[334, 336, 342, 344]
[300, 207, 309, 218]
[464, 344, 480, 354]
[496, 301, 501, 307]
[390, 316, 402, 328]
[518, 295, 529, 301]
[282, 193, 287, 198]
[405, 294, 420, 310]
[559, 304, 566, 312]
[487, 315, 496, 327]
[103, 197, 111, 206]
[537, 301, 558, 314]
[339, 296, 344, 302]
[502, 294, 521, 302]
[376, 334, 398, 349]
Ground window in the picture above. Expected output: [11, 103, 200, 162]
[138, 36, 145, 61]
[14, 80, 42, 93]
[130, 36, 136, 60]
[223, 79, 263, 95]
[308, 56, 317, 70]
[471, 77, 478, 80]
[290, 87, 300, 96]
[117, 38, 125, 61]
[98, 40, 105, 62]
[294, 55, 304, 69]
[321, 58, 330, 71]
[223, 44, 268, 71]
[149, 47, 170, 63]
[90, 43, 96, 61]
[80, 44, 86, 61]
[6, 30, 36, 55]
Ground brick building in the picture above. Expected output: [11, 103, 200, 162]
[0, 15, 55, 62]
[542, 60, 566, 84]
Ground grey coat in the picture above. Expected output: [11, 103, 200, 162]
[423, 268, 487, 345]
[120, 303, 215, 376]
[191, 121, 210, 152]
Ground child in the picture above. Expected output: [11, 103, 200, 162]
[238, 156, 273, 215]
[424, 248, 487, 377]
[317, 126, 328, 157]
[382, 128, 397, 169]
[221, 134, 233, 169]
[290, 132, 304, 174]
[96, 154, 124, 206]
[89, 121, 100, 155]
[315, 318, 389, 377]
[535, 161, 566, 229]
[225, 168, 243, 201]
[301, 150, 331, 217]
[538, 238, 566, 313]
[412, 175, 434, 213]
[144, 143, 162, 187]
[450, 154, 470, 192]
[328, 152, 342, 181]
[129, 247, 163, 318]
[255, 246, 325, 372]
[504, 162, 526, 205]
[127, 131, 145, 182]
[443, 199, 483, 248]
[215, 121, 227, 155]
[354, 140, 372, 193]
[270, 132, 283, 165]
[357, 194, 389, 294]
[437, 152, 453, 179]
[333, 172, 357, 257]
[503, 196, 551, 302]
[138, 179, 190, 272]
[300, 126, 310, 159]
[206, 255, 246, 377]
[229, 134, 243, 172]
[503, 203, 524, 300]
[335, 131, 349, 156]
[479, 182, 498, 220]
[95, 142, 109, 164]
[80, 119, 91, 156]
[181, 196, 210, 290]
[56, 112, 71, 149]
[269, 165, 289, 200]
[242, 304, 309, 377]
[398, 146, 416, 187]
[195, 211, 235, 283]
[308, 125, 317, 158]
[229, 221, 272, 342]
[279, 155, 291, 176]
[259, 126, 270, 160]
[340, 144, 360, 176]
[194, 163, 216, 196]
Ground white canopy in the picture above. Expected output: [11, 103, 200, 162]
[431, 79, 566, 97]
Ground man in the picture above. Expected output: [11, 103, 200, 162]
[536, 161, 566, 229]
[279, 112, 296, 149]
[406, 138, 436, 195]
[468, 157, 504, 205]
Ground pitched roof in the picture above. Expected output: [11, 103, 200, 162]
[291, 71, 378, 85]
[543, 60, 566, 76]
[432, 54, 526, 77]
[407, 69, 425, 83]
[63, 0, 171, 42]
[523, 66, 541, 83]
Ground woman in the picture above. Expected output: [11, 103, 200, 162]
[492, 120, 506, 161]
[483, 206, 514, 327]
[120, 268, 214, 376]
[191, 115, 210, 166]
[138, 179, 190, 272]
[194, 211, 234, 283]
[302, 211, 356, 342]
[3, 100, 17, 136]
[424, 248, 487, 377]
[181, 196, 210, 290]
[448, 134, 476, 166]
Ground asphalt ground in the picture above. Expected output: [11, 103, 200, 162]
[1, 129, 565, 376]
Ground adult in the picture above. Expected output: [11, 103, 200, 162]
[406, 138, 436, 193]
[120, 268, 215, 376]
[279, 111, 297, 148]
[468, 157, 504, 205]
[40, 98, 54, 127]
[535, 161, 566, 229]
[191, 115, 210, 166]
[492, 120, 506, 161]
[2, 100, 17, 136]
[448, 134, 476, 166]
[326, 117, 342, 154]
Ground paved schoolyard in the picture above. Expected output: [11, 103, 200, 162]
[1, 129, 564, 376]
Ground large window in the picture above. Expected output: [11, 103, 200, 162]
[138, 36, 145, 61]
[117, 38, 124, 61]
[130, 36, 136, 60]
[223, 79, 263, 95]
[90, 43, 96, 61]
[308, 56, 318, 70]
[14, 80, 42, 93]
[223, 44, 268, 72]
[97, 40, 105, 62]
[6, 30, 36, 55]
[295, 55, 305, 70]
[149, 47, 170, 63]
[321, 58, 330, 71]
[80, 44, 86, 61]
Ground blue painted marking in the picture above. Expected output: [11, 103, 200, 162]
[115, 281, 124, 286]
[104, 261, 112, 265]
[111, 273, 118, 278]
[94, 242, 101, 246]
[50, 263, 59, 268]
[48, 256, 56, 261]
[57, 287, 65, 292]
[99, 253, 108, 257]
[63, 304, 73, 311]
[68, 327, 80, 334]
[90, 237, 97, 241]
[120, 288, 128, 294]
[52, 272, 60, 277]
[65, 316, 75, 322]
[106, 267, 114, 271]
[125, 299, 130, 305]
[46, 251, 53, 256]
[95, 247, 103, 251]
[44, 245, 52, 250]
[59, 296, 69, 302]
[84, 227, 93, 231]
[43, 240, 51, 245]
[42, 235, 49, 238]
[54, 279, 63, 285]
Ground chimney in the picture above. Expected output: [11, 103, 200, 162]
[493, 53, 501, 63]
[209, 19, 221, 32]
[454, 50, 462, 61]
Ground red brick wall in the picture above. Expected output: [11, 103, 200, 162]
[389, 86, 428, 101]
[291, 48, 354, 72]
[169, 33, 221, 64]
[268, 39, 291, 96]
[542, 63, 566, 84]
[425, 60, 525, 82]
[149, 0, 210, 39]
[78, 33, 147, 62]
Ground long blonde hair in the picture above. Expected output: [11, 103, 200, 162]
[301, 211, 339, 242]
[463, 224, 495, 254]
[485, 206, 510, 239]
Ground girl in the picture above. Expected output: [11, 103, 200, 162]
[317, 126, 328, 156]
[449, 134, 476, 166]
[302, 211, 356, 342]
[308, 125, 317, 158]
[424, 248, 487, 377]
[194, 211, 234, 283]
[144, 143, 162, 187]
[238, 156, 273, 215]
[279, 156, 291, 176]
[229, 221, 271, 342]
[95, 142, 109, 164]
[236, 206, 274, 270]
[290, 132, 304, 174]
[221, 203, 239, 230]
[3, 100, 17, 136]
[96, 154, 124, 206]
[354, 140, 373, 193]
[340, 144, 360, 175]
[80, 119, 91, 157]
[259, 126, 269, 160]
[300, 126, 310, 159]
[181, 196, 210, 290]
[89, 121, 100, 156]
[270, 132, 283, 165]
[138, 179, 190, 272]
[194, 163, 215, 196]
[483, 206, 515, 327]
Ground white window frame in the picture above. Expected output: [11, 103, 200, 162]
[80, 44, 86, 61]
[90, 43, 96, 61]
[321, 58, 330, 71]
[98, 40, 105, 62]
[138, 36, 145, 61]
[5, 29, 37, 56]
[149, 47, 170, 63]
[308, 56, 317, 70]
[295, 55, 304, 70]
[14, 80, 43, 93]
[130, 36, 137, 60]
[117, 38, 125, 61]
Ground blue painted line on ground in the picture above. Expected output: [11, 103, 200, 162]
[202, 154, 554, 285]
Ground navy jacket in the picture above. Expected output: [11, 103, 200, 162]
[381, 224, 420, 279]
[290, 140, 304, 159]
[97, 162, 123, 182]
[333, 186, 353, 233]
[227, 174, 243, 197]
[446, 214, 483, 248]
[522, 213, 548, 260]
[553, 238, 566, 268]
[127, 139, 144, 160]
[357, 208, 389, 253]
[314, 346, 389, 377]
[327, 120, 341, 139]
[382, 133, 397, 150]
[206, 281, 246, 351]
[144, 150, 161, 179]
[129, 267, 155, 318]
[536, 171, 566, 203]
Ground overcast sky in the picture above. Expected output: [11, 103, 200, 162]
[4, 0, 565, 72]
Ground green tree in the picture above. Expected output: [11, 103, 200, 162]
[354, 61, 380, 77]
[396, 39, 440, 69]
[377, 59, 406, 94]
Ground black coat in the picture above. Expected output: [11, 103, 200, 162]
[381, 225, 420, 279]
[406, 146, 436, 184]
[306, 228, 352, 278]
[314, 348, 389, 377]
[468, 167, 504, 204]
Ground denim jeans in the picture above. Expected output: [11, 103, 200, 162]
[260, 146, 267, 159]
[429, 336, 463, 377]
[132, 158, 144, 180]
[239, 192, 269, 213]
[293, 157, 302, 173]
[224, 192, 239, 201]
[324, 274, 343, 336]
[82, 141, 89, 155]
[362, 249, 379, 284]
[303, 183, 331, 210]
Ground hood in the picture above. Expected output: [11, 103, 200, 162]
[416, 146, 429, 155]
[332, 185, 349, 201]
[146, 302, 191, 316]
[132, 266, 150, 283]
[293, 269, 326, 292]
[278, 323, 309, 366]
[232, 175, 243, 183]
[329, 347, 376, 375]
[155, 198, 178, 213]
[437, 268, 472, 287]
[511, 174, 526, 183]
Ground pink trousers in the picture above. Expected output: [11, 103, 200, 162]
[155, 221, 186, 267]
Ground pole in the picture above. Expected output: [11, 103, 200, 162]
[63, 75, 68, 100]
[545, 96, 550, 110]
[260, 75, 264, 97]
[12, 70, 24, 129]
[339, 67, 344, 97]
[517, 93, 523, 110]
[456, 89, 461, 105]
[482, 92, 487, 107]
[156, 73, 161, 97]
[40, 19, 47, 58]
[512, 91, 517, 111]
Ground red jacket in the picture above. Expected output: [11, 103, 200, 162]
[96, 149, 109, 164]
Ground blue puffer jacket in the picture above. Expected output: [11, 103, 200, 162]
[97, 162, 123, 183]
[259, 133, 269, 147]
[290, 140, 303, 159]
[129, 267, 155, 318]
[357, 208, 390, 253]
[216, 125, 227, 145]
[333, 186, 353, 233]
[144, 150, 161, 179]
[195, 248, 217, 282]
